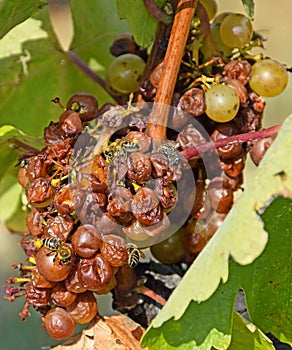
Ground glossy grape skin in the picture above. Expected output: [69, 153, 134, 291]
[106, 54, 146, 94]
[43, 307, 76, 340]
[36, 245, 73, 282]
[210, 23, 233, 57]
[249, 59, 288, 97]
[150, 227, 186, 264]
[219, 13, 253, 48]
[66, 93, 98, 122]
[66, 291, 98, 324]
[205, 84, 240, 122]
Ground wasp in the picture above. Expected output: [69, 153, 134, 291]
[158, 143, 180, 166]
[126, 243, 145, 268]
[42, 237, 72, 265]
[105, 140, 139, 164]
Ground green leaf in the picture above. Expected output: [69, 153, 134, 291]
[116, 0, 166, 47]
[241, 0, 255, 19]
[144, 312, 275, 350]
[0, 125, 19, 136]
[142, 115, 292, 349]
[229, 312, 274, 350]
[0, 0, 129, 136]
[0, 160, 27, 233]
[4, 193, 28, 233]
[0, 125, 42, 178]
[243, 196, 292, 344]
[70, 0, 129, 64]
[0, 0, 46, 39]
[142, 279, 234, 349]
[142, 196, 292, 349]
[0, 178, 22, 223]
[0, 125, 41, 232]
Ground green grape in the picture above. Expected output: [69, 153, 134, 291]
[106, 53, 146, 94]
[210, 23, 233, 57]
[219, 13, 253, 48]
[205, 84, 240, 122]
[249, 59, 288, 97]
[150, 227, 186, 264]
[199, 0, 218, 20]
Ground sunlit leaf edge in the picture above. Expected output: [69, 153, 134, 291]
[0, 0, 47, 39]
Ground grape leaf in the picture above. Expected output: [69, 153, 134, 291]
[0, 37, 111, 136]
[241, 0, 255, 18]
[0, 0, 129, 136]
[0, 18, 48, 59]
[0, 166, 20, 212]
[0, 157, 27, 233]
[243, 196, 292, 344]
[0, 125, 42, 179]
[142, 196, 292, 349]
[0, 0, 46, 39]
[0, 175, 24, 229]
[116, 0, 166, 47]
[228, 312, 274, 350]
[69, 0, 129, 64]
[4, 193, 28, 233]
[0, 125, 40, 231]
[142, 277, 235, 349]
[142, 115, 292, 348]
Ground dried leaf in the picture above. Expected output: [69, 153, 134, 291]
[52, 314, 144, 350]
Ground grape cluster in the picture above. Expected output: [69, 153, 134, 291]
[105, 4, 289, 266]
[5, 0, 289, 339]
[5, 92, 190, 340]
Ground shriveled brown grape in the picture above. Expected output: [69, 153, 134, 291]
[42, 307, 76, 340]
[66, 291, 98, 324]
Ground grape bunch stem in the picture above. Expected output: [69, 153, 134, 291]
[181, 124, 281, 159]
[146, 0, 199, 141]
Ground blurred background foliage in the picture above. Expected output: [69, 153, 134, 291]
[0, 1, 291, 349]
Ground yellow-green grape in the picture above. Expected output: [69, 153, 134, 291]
[249, 59, 288, 97]
[205, 84, 240, 122]
[106, 53, 146, 94]
[219, 13, 253, 48]
[199, 0, 218, 20]
[210, 23, 233, 57]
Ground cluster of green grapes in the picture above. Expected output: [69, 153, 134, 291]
[4, 0, 289, 339]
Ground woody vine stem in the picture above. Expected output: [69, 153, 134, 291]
[146, 0, 199, 141]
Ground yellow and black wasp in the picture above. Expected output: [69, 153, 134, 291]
[41, 237, 72, 265]
[126, 243, 145, 268]
[104, 139, 140, 164]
